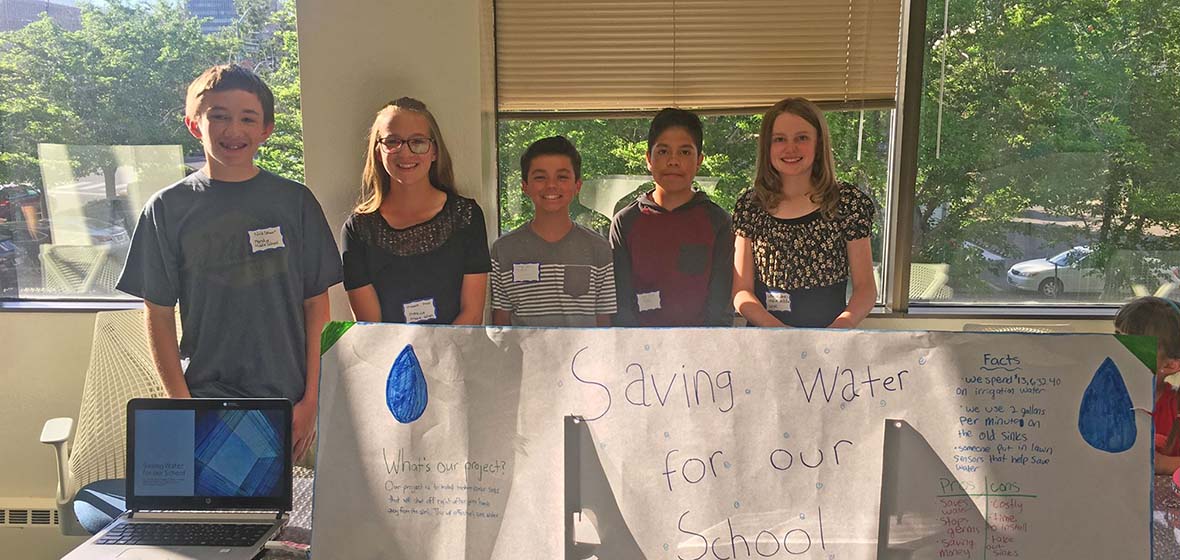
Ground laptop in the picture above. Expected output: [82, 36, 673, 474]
[64, 398, 293, 560]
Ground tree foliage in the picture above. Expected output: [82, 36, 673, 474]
[916, 0, 1180, 294]
[252, 0, 304, 182]
[1, 0, 1176, 300]
[0, 2, 228, 190]
[497, 0, 1180, 299]
[0, 0, 304, 185]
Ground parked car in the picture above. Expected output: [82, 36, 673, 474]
[1006, 246, 1171, 297]
[0, 183, 42, 222]
[962, 241, 1006, 264]
[9, 215, 130, 272]
[0, 224, 18, 296]
[44, 216, 131, 246]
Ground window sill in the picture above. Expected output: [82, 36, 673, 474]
[0, 299, 142, 312]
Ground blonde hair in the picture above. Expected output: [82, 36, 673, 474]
[355, 97, 455, 214]
[185, 64, 275, 126]
[753, 97, 839, 218]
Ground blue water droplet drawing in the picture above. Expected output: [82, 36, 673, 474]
[745, 388, 752, 395]
[723, 461, 732, 469]
[839, 403, 846, 410]
[782, 432, 791, 439]
[880, 400, 886, 407]
[664, 431, 671, 440]
[557, 380, 564, 388]
[1078, 357, 1136, 453]
[644, 344, 651, 351]
[733, 501, 741, 509]
[799, 513, 806, 520]
[663, 544, 669, 551]
[824, 348, 830, 354]
[816, 482, 824, 490]
[919, 357, 927, 365]
[386, 345, 429, 423]
[801, 351, 808, 358]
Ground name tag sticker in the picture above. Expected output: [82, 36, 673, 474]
[637, 291, 662, 312]
[766, 291, 791, 312]
[248, 226, 285, 253]
[403, 298, 437, 323]
[513, 262, 541, 282]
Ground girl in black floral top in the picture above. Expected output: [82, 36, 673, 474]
[341, 98, 491, 324]
[732, 98, 876, 328]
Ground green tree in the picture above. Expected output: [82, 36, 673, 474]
[0, 0, 230, 228]
[254, 0, 304, 182]
[917, 0, 1180, 296]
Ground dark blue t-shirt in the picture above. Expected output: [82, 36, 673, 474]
[117, 169, 343, 402]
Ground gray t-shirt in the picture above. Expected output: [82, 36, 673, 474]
[117, 169, 343, 402]
[490, 223, 616, 327]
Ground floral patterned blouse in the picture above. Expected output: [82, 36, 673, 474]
[733, 183, 874, 291]
[732, 183, 874, 327]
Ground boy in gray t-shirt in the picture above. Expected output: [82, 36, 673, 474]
[117, 65, 342, 461]
[491, 136, 615, 327]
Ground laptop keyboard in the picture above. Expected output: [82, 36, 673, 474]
[96, 522, 273, 547]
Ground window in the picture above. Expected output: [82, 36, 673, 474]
[495, 0, 902, 306]
[497, 110, 892, 305]
[495, 0, 1180, 313]
[0, 0, 304, 302]
[911, 0, 1180, 306]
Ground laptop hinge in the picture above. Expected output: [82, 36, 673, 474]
[128, 511, 285, 522]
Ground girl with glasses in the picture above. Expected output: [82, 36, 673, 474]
[1115, 296, 1180, 474]
[341, 97, 491, 324]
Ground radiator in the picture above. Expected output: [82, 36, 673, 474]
[0, 498, 60, 528]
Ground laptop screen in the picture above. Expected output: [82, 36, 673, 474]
[126, 399, 293, 511]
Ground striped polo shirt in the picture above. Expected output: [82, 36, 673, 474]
[490, 223, 616, 327]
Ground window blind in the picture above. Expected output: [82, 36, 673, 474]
[495, 0, 903, 114]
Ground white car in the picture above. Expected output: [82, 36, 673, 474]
[1006, 246, 1170, 297]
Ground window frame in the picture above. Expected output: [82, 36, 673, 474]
[491, 0, 1136, 320]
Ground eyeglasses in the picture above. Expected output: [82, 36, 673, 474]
[377, 136, 434, 154]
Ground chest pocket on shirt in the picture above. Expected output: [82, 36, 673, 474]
[677, 243, 709, 276]
[564, 266, 591, 298]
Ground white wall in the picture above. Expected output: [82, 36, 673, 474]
[295, 0, 497, 320]
[0, 312, 95, 558]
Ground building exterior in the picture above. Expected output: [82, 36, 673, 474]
[186, 0, 279, 34]
[185, 0, 236, 33]
[0, 0, 80, 31]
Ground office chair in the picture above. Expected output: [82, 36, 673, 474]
[908, 263, 954, 301]
[40, 244, 123, 295]
[40, 308, 174, 535]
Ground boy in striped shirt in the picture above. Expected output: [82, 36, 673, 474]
[491, 136, 616, 327]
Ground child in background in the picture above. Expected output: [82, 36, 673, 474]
[610, 108, 734, 326]
[1114, 296, 1180, 474]
[491, 136, 616, 327]
[732, 97, 876, 328]
[342, 97, 490, 325]
[117, 64, 342, 462]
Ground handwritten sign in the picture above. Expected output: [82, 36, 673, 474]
[312, 326, 1153, 559]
